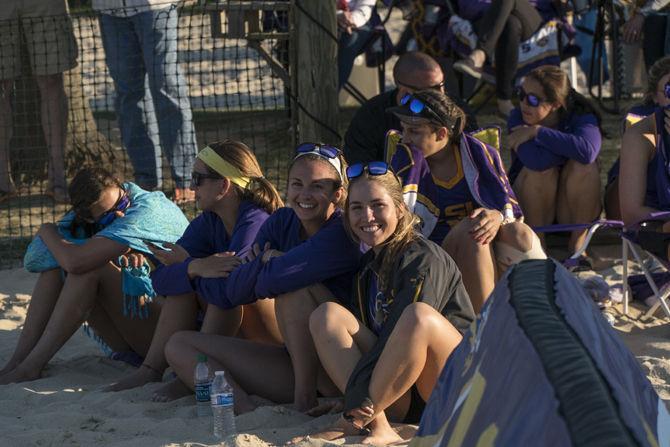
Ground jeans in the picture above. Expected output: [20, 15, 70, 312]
[338, 23, 375, 90]
[643, 13, 670, 69]
[99, 6, 196, 189]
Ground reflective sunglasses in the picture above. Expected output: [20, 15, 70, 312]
[665, 81, 670, 100]
[190, 171, 222, 188]
[346, 161, 390, 180]
[399, 94, 447, 126]
[97, 192, 130, 226]
[516, 87, 544, 107]
[397, 79, 445, 92]
[295, 142, 341, 159]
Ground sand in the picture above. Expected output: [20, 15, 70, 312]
[0, 261, 668, 447]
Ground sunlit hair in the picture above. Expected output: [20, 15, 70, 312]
[524, 65, 602, 127]
[288, 152, 349, 208]
[205, 140, 283, 213]
[344, 171, 420, 290]
[645, 55, 670, 105]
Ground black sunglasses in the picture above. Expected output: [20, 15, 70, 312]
[399, 94, 448, 127]
[190, 171, 222, 188]
[516, 87, 544, 107]
[397, 79, 445, 92]
[346, 161, 391, 180]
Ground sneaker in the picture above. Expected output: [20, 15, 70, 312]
[453, 58, 484, 80]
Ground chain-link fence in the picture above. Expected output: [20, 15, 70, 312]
[0, 0, 297, 267]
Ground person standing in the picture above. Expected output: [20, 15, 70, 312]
[94, 0, 197, 203]
[0, 0, 77, 203]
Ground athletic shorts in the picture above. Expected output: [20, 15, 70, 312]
[0, 0, 78, 79]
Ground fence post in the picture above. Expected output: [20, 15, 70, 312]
[293, 0, 339, 145]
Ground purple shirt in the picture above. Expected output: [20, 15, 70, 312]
[225, 207, 362, 308]
[507, 108, 602, 183]
[151, 200, 269, 308]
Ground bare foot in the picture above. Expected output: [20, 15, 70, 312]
[469, 49, 486, 68]
[362, 424, 403, 446]
[289, 416, 360, 445]
[104, 364, 162, 392]
[0, 365, 41, 385]
[152, 378, 192, 402]
[294, 393, 318, 413]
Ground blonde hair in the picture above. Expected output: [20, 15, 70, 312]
[344, 171, 420, 290]
[205, 140, 283, 213]
[288, 151, 349, 209]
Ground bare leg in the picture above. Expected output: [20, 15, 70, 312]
[275, 284, 340, 412]
[0, 269, 63, 375]
[557, 160, 602, 254]
[442, 219, 497, 313]
[0, 79, 15, 193]
[35, 74, 68, 201]
[604, 178, 621, 220]
[494, 221, 545, 273]
[513, 166, 559, 248]
[106, 292, 199, 392]
[165, 330, 296, 414]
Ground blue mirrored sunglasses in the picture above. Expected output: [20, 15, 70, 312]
[295, 142, 340, 159]
[516, 87, 543, 107]
[346, 161, 390, 180]
[98, 193, 130, 226]
[399, 94, 446, 126]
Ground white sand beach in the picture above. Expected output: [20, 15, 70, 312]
[0, 263, 668, 447]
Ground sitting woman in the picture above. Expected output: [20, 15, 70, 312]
[388, 89, 545, 313]
[306, 163, 475, 445]
[606, 56, 670, 219]
[107, 140, 284, 397]
[0, 167, 189, 384]
[507, 65, 602, 261]
[337, 0, 378, 90]
[163, 144, 362, 413]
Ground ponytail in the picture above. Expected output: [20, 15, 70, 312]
[241, 176, 284, 214]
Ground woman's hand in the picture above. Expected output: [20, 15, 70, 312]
[261, 247, 284, 264]
[188, 252, 241, 279]
[119, 252, 147, 268]
[468, 208, 503, 245]
[622, 14, 644, 44]
[148, 241, 189, 266]
[337, 11, 354, 34]
[508, 125, 540, 151]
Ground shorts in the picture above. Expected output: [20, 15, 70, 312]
[402, 385, 426, 424]
[0, 0, 78, 79]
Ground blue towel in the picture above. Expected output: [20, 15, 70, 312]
[24, 182, 189, 318]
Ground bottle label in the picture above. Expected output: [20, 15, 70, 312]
[211, 392, 234, 407]
[195, 381, 211, 402]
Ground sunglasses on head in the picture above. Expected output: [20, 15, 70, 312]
[516, 87, 544, 107]
[190, 171, 222, 188]
[295, 142, 341, 159]
[399, 94, 447, 126]
[97, 192, 130, 226]
[346, 161, 391, 180]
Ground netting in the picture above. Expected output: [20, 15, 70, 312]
[0, 1, 296, 267]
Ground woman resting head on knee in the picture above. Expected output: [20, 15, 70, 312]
[619, 61, 670, 262]
[306, 164, 475, 445]
[163, 143, 362, 414]
[388, 89, 545, 312]
[108, 140, 284, 395]
[0, 167, 188, 385]
[606, 56, 670, 220]
[507, 65, 602, 259]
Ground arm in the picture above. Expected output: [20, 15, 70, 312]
[37, 224, 129, 274]
[533, 116, 602, 164]
[619, 118, 658, 226]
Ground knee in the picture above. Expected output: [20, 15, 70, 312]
[497, 221, 536, 252]
[396, 302, 442, 336]
[562, 159, 599, 181]
[443, 220, 487, 254]
[164, 330, 195, 364]
[309, 302, 346, 339]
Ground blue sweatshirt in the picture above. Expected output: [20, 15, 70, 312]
[225, 207, 361, 309]
[151, 200, 270, 308]
[507, 109, 602, 184]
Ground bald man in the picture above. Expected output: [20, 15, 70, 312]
[343, 51, 476, 164]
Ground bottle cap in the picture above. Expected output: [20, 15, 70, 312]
[215, 370, 225, 376]
[197, 353, 207, 362]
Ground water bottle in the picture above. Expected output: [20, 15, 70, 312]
[211, 370, 236, 441]
[194, 354, 212, 418]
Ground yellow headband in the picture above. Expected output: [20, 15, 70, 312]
[197, 146, 251, 189]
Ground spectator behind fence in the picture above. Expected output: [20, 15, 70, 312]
[622, 0, 670, 69]
[94, 0, 197, 204]
[507, 65, 602, 263]
[337, 0, 377, 90]
[343, 51, 477, 165]
[453, 0, 552, 117]
[0, 0, 78, 203]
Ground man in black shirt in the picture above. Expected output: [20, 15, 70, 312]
[343, 52, 476, 164]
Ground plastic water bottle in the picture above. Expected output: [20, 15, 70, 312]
[211, 370, 236, 441]
[194, 354, 212, 418]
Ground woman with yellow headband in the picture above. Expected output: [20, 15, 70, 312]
[107, 140, 284, 399]
[163, 143, 362, 414]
